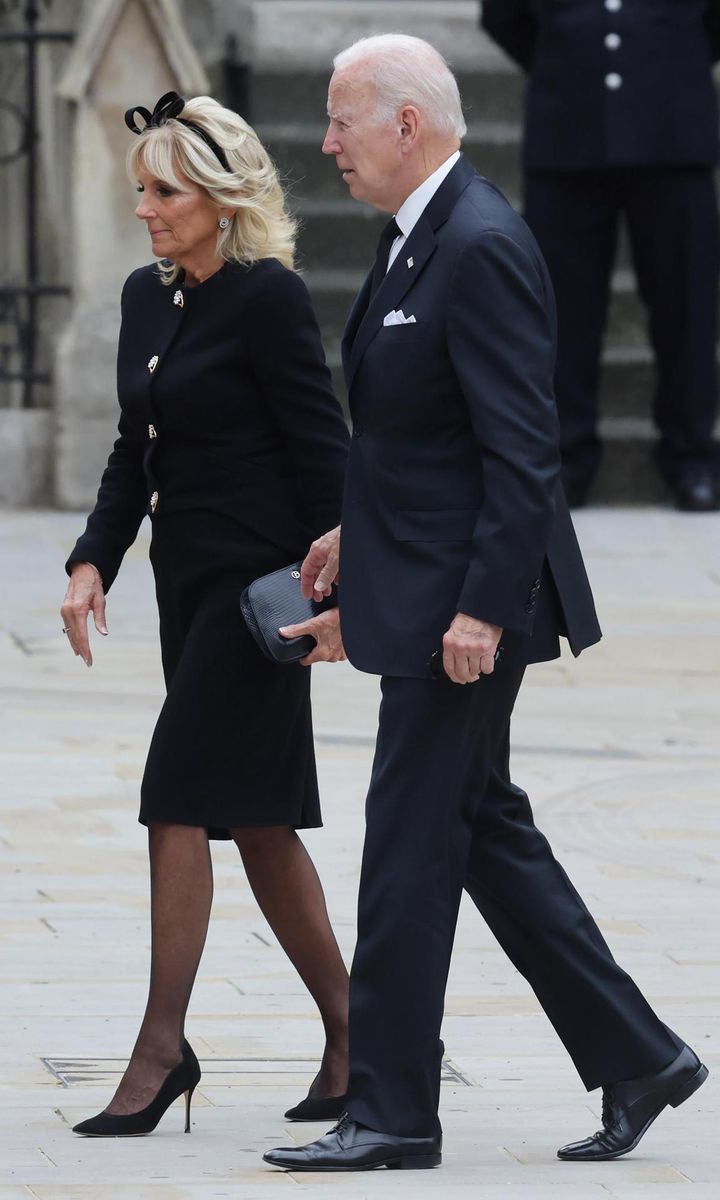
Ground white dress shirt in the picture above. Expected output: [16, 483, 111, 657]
[386, 151, 462, 272]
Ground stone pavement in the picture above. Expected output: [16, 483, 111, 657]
[0, 507, 718, 1200]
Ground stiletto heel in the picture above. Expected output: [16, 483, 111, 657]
[73, 1039, 201, 1137]
[184, 1084, 196, 1133]
[284, 1093, 348, 1121]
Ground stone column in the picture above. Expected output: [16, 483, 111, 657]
[54, 0, 208, 508]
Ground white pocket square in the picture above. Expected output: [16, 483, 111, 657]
[383, 309, 417, 327]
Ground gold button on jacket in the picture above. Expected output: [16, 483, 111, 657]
[63, 259, 349, 593]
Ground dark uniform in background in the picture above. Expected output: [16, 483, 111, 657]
[482, 0, 720, 510]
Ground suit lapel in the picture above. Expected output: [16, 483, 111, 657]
[343, 154, 478, 391]
[347, 218, 437, 388]
[341, 267, 373, 380]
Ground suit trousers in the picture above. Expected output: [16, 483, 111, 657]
[345, 658, 680, 1139]
[524, 167, 720, 489]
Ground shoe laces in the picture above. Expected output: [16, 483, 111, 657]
[332, 1111, 351, 1137]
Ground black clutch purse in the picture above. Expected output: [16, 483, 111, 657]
[240, 561, 338, 664]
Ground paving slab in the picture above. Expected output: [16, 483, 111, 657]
[0, 507, 718, 1197]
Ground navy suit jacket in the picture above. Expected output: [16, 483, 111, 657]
[338, 155, 601, 678]
[481, 0, 720, 170]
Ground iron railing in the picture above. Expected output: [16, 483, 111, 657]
[0, 1, 72, 408]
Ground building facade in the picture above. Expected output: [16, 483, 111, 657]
[0, 1, 695, 506]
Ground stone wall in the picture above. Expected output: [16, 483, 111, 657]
[237, 1, 500, 69]
[0, 0, 215, 506]
[5, 0, 683, 507]
[27, 0, 497, 510]
[53, 0, 209, 508]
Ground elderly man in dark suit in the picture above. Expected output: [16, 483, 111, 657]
[482, 0, 720, 510]
[264, 34, 707, 1172]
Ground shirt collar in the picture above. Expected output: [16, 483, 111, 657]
[394, 151, 462, 239]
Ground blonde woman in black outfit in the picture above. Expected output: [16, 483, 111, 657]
[61, 93, 350, 1136]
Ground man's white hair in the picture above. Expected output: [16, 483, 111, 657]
[333, 34, 467, 140]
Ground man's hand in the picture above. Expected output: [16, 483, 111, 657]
[60, 562, 108, 667]
[442, 612, 503, 684]
[300, 525, 341, 601]
[279, 607, 346, 666]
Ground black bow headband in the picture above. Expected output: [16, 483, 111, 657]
[124, 91, 232, 173]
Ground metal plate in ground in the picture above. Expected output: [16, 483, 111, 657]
[42, 1056, 473, 1087]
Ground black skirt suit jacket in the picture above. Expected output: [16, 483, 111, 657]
[68, 257, 349, 589]
[67, 257, 349, 836]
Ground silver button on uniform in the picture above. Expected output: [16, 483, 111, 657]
[605, 72, 623, 90]
[605, 33, 621, 50]
[605, 0, 622, 11]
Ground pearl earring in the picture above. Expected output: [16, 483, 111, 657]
[218, 216, 230, 229]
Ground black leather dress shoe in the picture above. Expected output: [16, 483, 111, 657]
[558, 1045, 708, 1162]
[284, 1094, 347, 1121]
[672, 471, 720, 512]
[263, 1113, 442, 1171]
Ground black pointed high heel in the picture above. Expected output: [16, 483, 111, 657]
[72, 1039, 201, 1137]
[284, 1093, 348, 1121]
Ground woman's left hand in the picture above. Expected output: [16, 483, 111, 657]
[279, 607, 346, 665]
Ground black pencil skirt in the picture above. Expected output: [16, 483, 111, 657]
[139, 512, 322, 839]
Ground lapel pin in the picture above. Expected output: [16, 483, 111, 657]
[407, 257, 414, 269]
[173, 289, 184, 308]
[148, 355, 159, 373]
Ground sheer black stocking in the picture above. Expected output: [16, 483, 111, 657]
[105, 823, 213, 1115]
[232, 825, 349, 1099]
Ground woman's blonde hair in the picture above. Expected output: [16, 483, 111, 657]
[126, 96, 297, 284]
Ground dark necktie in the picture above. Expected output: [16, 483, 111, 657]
[370, 217, 401, 298]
